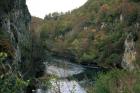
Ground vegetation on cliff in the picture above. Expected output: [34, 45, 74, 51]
[40, 0, 140, 68]
[95, 69, 140, 93]
[37, 0, 140, 92]
[0, 0, 140, 92]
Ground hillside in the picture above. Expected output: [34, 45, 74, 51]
[0, 0, 140, 92]
[30, 16, 44, 33]
[29, 0, 140, 93]
[37, 0, 140, 92]
[39, 0, 140, 69]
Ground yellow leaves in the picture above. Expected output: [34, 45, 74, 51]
[0, 52, 7, 59]
[71, 39, 80, 49]
[0, 39, 15, 57]
[100, 4, 109, 13]
[93, 30, 107, 43]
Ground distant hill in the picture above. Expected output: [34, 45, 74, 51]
[37, 0, 140, 69]
[30, 16, 44, 33]
[36, 1, 140, 91]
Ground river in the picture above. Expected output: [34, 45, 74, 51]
[36, 58, 101, 93]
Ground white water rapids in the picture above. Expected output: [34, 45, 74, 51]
[36, 59, 87, 93]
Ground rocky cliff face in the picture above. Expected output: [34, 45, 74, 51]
[122, 33, 136, 70]
[0, 0, 31, 74]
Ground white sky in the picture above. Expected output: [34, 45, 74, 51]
[26, 0, 87, 19]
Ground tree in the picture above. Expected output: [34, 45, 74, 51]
[51, 12, 60, 20]
[44, 13, 52, 20]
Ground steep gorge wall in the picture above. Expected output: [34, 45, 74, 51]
[0, 0, 31, 76]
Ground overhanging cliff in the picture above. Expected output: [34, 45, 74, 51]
[0, 0, 31, 76]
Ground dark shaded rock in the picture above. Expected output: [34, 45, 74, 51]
[0, 0, 32, 77]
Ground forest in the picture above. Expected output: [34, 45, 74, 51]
[0, 0, 140, 93]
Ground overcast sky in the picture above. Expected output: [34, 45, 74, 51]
[26, 0, 87, 19]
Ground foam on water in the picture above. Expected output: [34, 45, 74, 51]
[48, 79, 86, 93]
[37, 59, 86, 93]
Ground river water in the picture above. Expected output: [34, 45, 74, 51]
[36, 59, 98, 93]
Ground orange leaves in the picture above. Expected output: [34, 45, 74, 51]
[100, 4, 109, 13]
[119, 0, 137, 15]
[0, 39, 15, 57]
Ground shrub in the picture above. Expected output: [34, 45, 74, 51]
[0, 52, 29, 93]
[0, 74, 28, 93]
[95, 69, 140, 93]
[105, 54, 121, 67]
[80, 50, 98, 62]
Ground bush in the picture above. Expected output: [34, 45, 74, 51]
[0, 74, 28, 93]
[105, 54, 121, 66]
[80, 50, 98, 62]
[95, 69, 140, 93]
[0, 52, 29, 93]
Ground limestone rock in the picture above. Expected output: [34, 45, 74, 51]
[122, 33, 136, 70]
